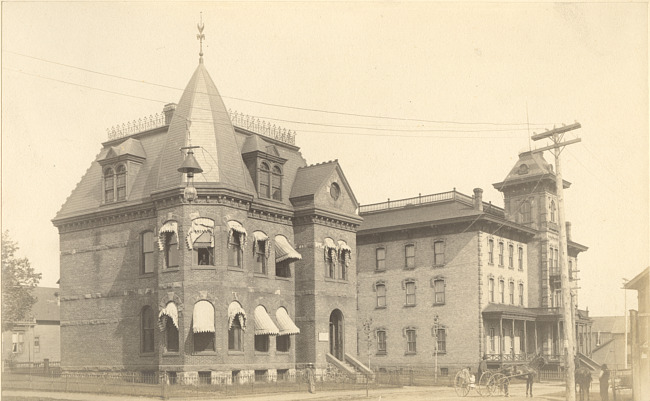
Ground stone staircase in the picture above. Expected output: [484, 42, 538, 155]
[326, 353, 374, 382]
[577, 352, 601, 371]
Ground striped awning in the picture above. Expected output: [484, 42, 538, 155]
[254, 305, 279, 335]
[338, 240, 352, 263]
[338, 241, 352, 254]
[158, 302, 178, 331]
[252, 231, 270, 258]
[324, 237, 337, 264]
[276, 307, 300, 335]
[186, 218, 214, 250]
[274, 235, 302, 263]
[192, 300, 215, 333]
[227, 221, 247, 248]
[228, 301, 246, 330]
[158, 220, 178, 251]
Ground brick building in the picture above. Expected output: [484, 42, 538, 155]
[356, 151, 592, 374]
[52, 49, 363, 382]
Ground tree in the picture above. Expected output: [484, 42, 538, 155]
[2, 231, 41, 331]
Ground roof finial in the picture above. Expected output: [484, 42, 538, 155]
[197, 12, 205, 63]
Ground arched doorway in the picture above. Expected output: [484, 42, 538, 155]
[329, 309, 344, 360]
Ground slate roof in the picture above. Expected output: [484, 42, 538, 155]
[54, 59, 362, 221]
[155, 62, 252, 194]
[493, 151, 571, 190]
[290, 161, 338, 199]
[591, 316, 626, 334]
[31, 287, 60, 322]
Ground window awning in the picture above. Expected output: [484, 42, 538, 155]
[227, 221, 248, 249]
[338, 240, 352, 264]
[338, 241, 352, 254]
[158, 302, 178, 331]
[275, 307, 300, 335]
[254, 305, 279, 335]
[324, 237, 337, 264]
[192, 300, 215, 333]
[274, 235, 302, 263]
[252, 231, 270, 258]
[158, 220, 178, 251]
[228, 301, 246, 330]
[186, 218, 214, 250]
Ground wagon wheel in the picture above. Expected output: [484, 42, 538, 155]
[476, 371, 494, 397]
[487, 373, 507, 396]
[454, 370, 470, 397]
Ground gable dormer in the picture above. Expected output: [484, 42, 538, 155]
[98, 138, 146, 204]
[241, 134, 288, 201]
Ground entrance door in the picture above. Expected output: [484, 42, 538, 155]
[329, 309, 344, 360]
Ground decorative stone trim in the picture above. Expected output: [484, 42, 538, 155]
[55, 207, 156, 233]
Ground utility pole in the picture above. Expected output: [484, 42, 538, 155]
[532, 122, 581, 401]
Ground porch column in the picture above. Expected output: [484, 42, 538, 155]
[524, 320, 528, 356]
[534, 321, 538, 354]
[510, 318, 517, 361]
[500, 317, 504, 359]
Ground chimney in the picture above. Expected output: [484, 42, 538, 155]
[566, 221, 572, 242]
[473, 188, 483, 211]
[163, 103, 177, 125]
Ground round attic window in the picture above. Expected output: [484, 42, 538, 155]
[518, 164, 529, 175]
[330, 182, 341, 200]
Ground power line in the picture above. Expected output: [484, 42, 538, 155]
[4, 49, 558, 127]
[3, 66, 539, 138]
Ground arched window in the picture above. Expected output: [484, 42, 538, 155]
[550, 200, 557, 223]
[164, 233, 179, 269]
[116, 164, 126, 201]
[259, 162, 270, 198]
[193, 301, 215, 352]
[141, 231, 155, 274]
[141, 306, 154, 353]
[228, 301, 246, 352]
[104, 167, 115, 203]
[159, 302, 179, 353]
[272, 166, 282, 201]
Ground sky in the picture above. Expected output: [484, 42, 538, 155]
[2, 2, 647, 316]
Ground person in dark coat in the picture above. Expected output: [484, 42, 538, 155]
[599, 364, 610, 401]
[306, 363, 316, 393]
[478, 355, 488, 384]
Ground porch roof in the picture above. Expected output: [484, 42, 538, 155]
[482, 304, 538, 320]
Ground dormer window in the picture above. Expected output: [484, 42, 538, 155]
[116, 164, 126, 201]
[259, 162, 270, 198]
[272, 166, 282, 200]
[104, 167, 115, 203]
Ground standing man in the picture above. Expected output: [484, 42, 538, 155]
[599, 364, 610, 401]
[306, 363, 316, 394]
[478, 354, 488, 382]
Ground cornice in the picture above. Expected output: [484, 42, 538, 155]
[53, 203, 157, 233]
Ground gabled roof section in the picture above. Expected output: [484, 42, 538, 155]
[493, 151, 571, 191]
[99, 138, 146, 162]
[155, 62, 252, 194]
[290, 160, 359, 207]
[624, 267, 649, 291]
[591, 316, 626, 334]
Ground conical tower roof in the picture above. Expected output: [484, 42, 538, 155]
[155, 62, 252, 194]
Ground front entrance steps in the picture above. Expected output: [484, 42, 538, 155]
[325, 352, 374, 382]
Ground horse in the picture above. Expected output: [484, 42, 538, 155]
[575, 366, 592, 401]
[510, 354, 546, 397]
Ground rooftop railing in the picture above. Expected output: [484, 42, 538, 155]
[359, 189, 505, 217]
[106, 109, 297, 146]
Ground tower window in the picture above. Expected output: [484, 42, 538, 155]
[521, 200, 531, 223]
[141, 231, 155, 274]
[259, 162, 270, 198]
[104, 167, 115, 203]
[228, 232, 242, 268]
[272, 165, 282, 201]
[164, 233, 179, 269]
[116, 164, 126, 201]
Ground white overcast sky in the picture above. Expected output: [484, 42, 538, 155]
[2, 2, 647, 316]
